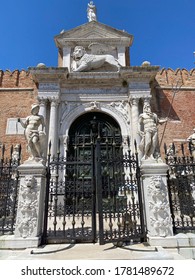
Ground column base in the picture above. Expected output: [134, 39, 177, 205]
[0, 235, 42, 249]
[148, 233, 195, 247]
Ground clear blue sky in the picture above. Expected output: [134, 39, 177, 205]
[0, 0, 194, 71]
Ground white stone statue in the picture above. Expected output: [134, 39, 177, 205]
[72, 46, 121, 72]
[138, 103, 167, 160]
[187, 128, 195, 159]
[87, 1, 97, 22]
[12, 144, 20, 162]
[18, 103, 46, 161]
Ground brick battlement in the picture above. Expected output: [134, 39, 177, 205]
[155, 68, 195, 87]
[0, 70, 36, 88]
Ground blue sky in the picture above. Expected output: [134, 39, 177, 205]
[0, 0, 194, 71]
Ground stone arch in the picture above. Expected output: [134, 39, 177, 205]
[60, 103, 130, 138]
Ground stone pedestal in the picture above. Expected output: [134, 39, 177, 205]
[13, 160, 47, 248]
[141, 160, 174, 245]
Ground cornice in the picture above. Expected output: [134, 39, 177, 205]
[28, 67, 69, 83]
[120, 66, 160, 81]
[56, 38, 132, 49]
[68, 71, 121, 80]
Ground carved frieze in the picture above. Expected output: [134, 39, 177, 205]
[109, 101, 130, 124]
[147, 175, 172, 237]
[16, 176, 38, 238]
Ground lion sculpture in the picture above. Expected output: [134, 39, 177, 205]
[72, 46, 121, 72]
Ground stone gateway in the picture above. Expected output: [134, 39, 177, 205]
[0, 2, 195, 258]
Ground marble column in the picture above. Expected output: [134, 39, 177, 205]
[38, 98, 47, 122]
[63, 47, 71, 70]
[48, 98, 59, 156]
[117, 46, 126, 66]
[130, 97, 140, 148]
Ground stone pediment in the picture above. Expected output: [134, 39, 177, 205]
[55, 21, 133, 48]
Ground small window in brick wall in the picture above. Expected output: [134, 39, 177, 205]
[6, 118, 25, 135]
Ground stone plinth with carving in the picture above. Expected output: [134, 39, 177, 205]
[14, 162, 46, 247]
[141, 161, 173, 239]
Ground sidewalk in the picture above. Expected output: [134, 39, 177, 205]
[0, 243, 186, 260]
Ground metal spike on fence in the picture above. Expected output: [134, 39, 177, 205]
[10, 145, 13, 157]
[181, 143, 184, 156]
[57, 138, 61, 155]
[134, 140, 137, 153]
[48, 141, 51, 156]
[189, 139, 192, 156]
[2, 144, 5, 159]
[127, 136, 130, 149]
[164, 143, 167, 154]
[172, 143, 176, 155]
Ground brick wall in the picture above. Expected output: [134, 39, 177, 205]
[151, 68, 195, 155]
[0, 70, 37, 160]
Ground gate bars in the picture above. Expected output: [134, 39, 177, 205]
[96, 138, 146, 245]
[165, 142, 195, 233]
[43, 137, 146, 245]
[0, 144, 21, 235]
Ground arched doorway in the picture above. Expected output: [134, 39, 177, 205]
[44, 112, 145, 245]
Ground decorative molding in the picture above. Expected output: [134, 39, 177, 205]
[16, 176, 38, 238]
[147, 175, 172, 237]
[59, 101, 130, 137]
[39, 83, 59, 90]
[109, 100, 130, 124]
[130, 97, 139, 106]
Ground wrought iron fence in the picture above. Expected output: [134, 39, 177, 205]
[43, 136, 146, 245]
[165, 142, 195, 234]
[0, 144, 21, 235]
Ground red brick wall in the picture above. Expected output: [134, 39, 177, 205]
[0, 68, 194, 160]
[0, 70, 37, 160]
[151, 68, 195, 155]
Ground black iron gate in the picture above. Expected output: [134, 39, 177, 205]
[43, 113, 146, 244]
[0, 144, 21, 235]
[165, 143, 195, 233]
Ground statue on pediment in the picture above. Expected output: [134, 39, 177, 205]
[87, 1, 97, 22]
[138, 103, 167, 160]
[72, 45, 121, 72]
[18, 104, 46, 161]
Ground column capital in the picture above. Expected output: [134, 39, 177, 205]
[143, 96, 152, 105]
[49, 97, 60, 107]
[37, 96, 48, 105]
[130, 97, 139, 106]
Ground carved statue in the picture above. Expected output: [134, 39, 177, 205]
[18, 104, 46, 161]
[187, 128, 195, 159]
[11, 144, 20, 162]
[72, 46, 121, 72]
[87, 1, 97, 22]
[138, 103, 167, 160]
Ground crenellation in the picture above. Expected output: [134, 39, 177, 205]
[156, 68, 195, 87]
[0, 70, 34, 88]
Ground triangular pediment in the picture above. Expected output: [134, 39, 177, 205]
[55, 21, 133, 48]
